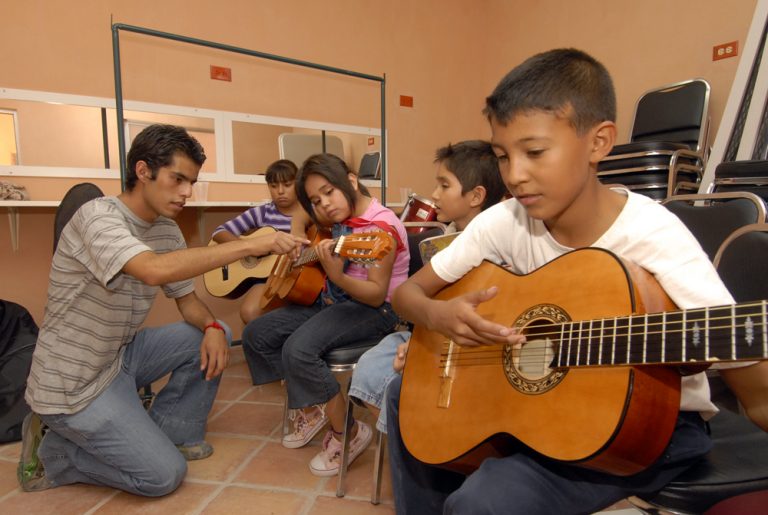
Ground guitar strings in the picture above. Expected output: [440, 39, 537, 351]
[429, 315, 767, 368]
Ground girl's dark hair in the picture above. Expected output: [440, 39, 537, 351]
[125, 124, 206, 191]
[265, 159, 298, 184]
[296, 154, 370, 224]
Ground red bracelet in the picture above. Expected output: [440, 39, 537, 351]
[204, 321, 225, 333]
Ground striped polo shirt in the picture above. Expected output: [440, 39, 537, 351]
[211, 202, 292, 236]
[25, 197, 194, 415]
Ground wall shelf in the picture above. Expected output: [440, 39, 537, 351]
[0, 200, 265, 251]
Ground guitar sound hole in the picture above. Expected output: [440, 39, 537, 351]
[242, 256, 258, 267]
[503, 304, 568, 394]
[514, 335, 555, 381]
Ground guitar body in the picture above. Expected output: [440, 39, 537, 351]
[400, 248, 682, 477]
[260, 227, 330, 309]
[203, 227, 281, 299]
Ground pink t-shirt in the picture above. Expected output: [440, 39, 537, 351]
[345, 198, 409, 302]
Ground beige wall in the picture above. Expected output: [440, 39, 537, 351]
[0, 0, 759, 337]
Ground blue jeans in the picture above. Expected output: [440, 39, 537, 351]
[349, 330, 410, 432]
[242, 300, 398, 409]
[37, 321, 231, 497]
[386, 375, 713, 515]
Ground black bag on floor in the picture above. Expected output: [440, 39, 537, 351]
[0, 300, 38, 442]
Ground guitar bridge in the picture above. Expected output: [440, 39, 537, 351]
[221, 264, 229, 281]
[438, 339, 457, 408]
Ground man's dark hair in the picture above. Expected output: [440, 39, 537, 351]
[484, 48, 616, 134]
[125, 124, 206, 191]
[265, 159, 298, 184]
[434, 140, 507, 210]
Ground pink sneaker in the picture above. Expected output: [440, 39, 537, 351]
[309, 420, 372, 477]
[282, 407, 328, 449]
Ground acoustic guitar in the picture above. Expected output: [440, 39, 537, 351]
[400, 248, 767, 477]
[259, 228, 393, 309]
[203, 227, 281, 299]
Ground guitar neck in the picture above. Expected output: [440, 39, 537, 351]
[555, 300, 768, 368]
[295, 236, 341, 267]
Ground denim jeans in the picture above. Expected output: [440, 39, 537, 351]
[386, 375, 713, 515]
[349, 330, 410, 432]
[37, 321, 231, 497]
[242, 300, 398, 409]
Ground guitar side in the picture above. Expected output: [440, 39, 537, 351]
[203, 227, 281, 299]
[400, 249, 681, 476]
[259, 227, 329, 309]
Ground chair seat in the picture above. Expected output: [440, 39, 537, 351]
[715, 159, 768, 180]
[323, 338, 381, 366]
[638, 409, 768, 513]
[599, 141, 696, 169]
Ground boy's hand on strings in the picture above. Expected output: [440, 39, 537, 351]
[315, 238, 345, 282]
[426, 286, 524, 347]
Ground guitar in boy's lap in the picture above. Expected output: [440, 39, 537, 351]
[259, 227, 393, 309]
[203, 227, 281, 299]
[400, 248, 767, 477]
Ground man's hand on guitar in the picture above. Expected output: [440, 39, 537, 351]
[251, 232, 308, 260]
[426, 286, 524, 347]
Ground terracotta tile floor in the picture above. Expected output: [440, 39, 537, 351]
[0, 346, 639, 514]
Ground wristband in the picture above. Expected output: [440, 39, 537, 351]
[204, 321, 225, 333]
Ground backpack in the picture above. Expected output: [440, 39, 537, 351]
[0, 300, 38, 442]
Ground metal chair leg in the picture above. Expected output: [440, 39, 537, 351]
[336, 388, 355, 497]
[371, 428, 386, 504]
[282, 380, 291, 438]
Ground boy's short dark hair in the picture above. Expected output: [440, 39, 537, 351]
[484, 48, 616, 135]
[435, 140, 507, 210]
[265, 159, 298, 184]
[126, 124, 206, 191]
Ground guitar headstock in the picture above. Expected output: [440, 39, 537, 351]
[335, 231, 393, 265]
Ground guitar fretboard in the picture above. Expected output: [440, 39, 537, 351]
[555, 301, 768, 367]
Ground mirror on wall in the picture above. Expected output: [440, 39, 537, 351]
[0, 109, 19, 165]
[0, 89, 382, 183]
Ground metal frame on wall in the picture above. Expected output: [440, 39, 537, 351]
[111, 23, 387, 202]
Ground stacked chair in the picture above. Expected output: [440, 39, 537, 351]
[599, 79, 711, 200]
[711, 159, 768, 205]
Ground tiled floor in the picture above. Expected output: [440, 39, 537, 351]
[0, 346, 640, 514]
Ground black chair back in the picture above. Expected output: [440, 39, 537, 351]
[662, 192, 766, 261]
[53, 183, 104, 253]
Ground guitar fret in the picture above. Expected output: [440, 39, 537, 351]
[642, 313, 648, 364]
[731, 305, 736, 360]
[625, 315, 632, 365]
[645, 313, 663, 364]
[586, 320, 592, 365]
[576, 321, 583, 366]
[705, 306, 710, 361]
[566, 322, 573, 366]
[611, 316, 617, 365]
[558, 323, 566, 367]
[760, 301, 768, 357]
[661, 312, 666, 363]
[598, 318, 604, 365]
[682, 309, 687, 362]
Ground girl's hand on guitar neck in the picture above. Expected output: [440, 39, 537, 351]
[427, 286, 525, 347]
[315, 238, 346, 283]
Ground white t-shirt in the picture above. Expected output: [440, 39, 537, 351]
[430, 188, 735, 418]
